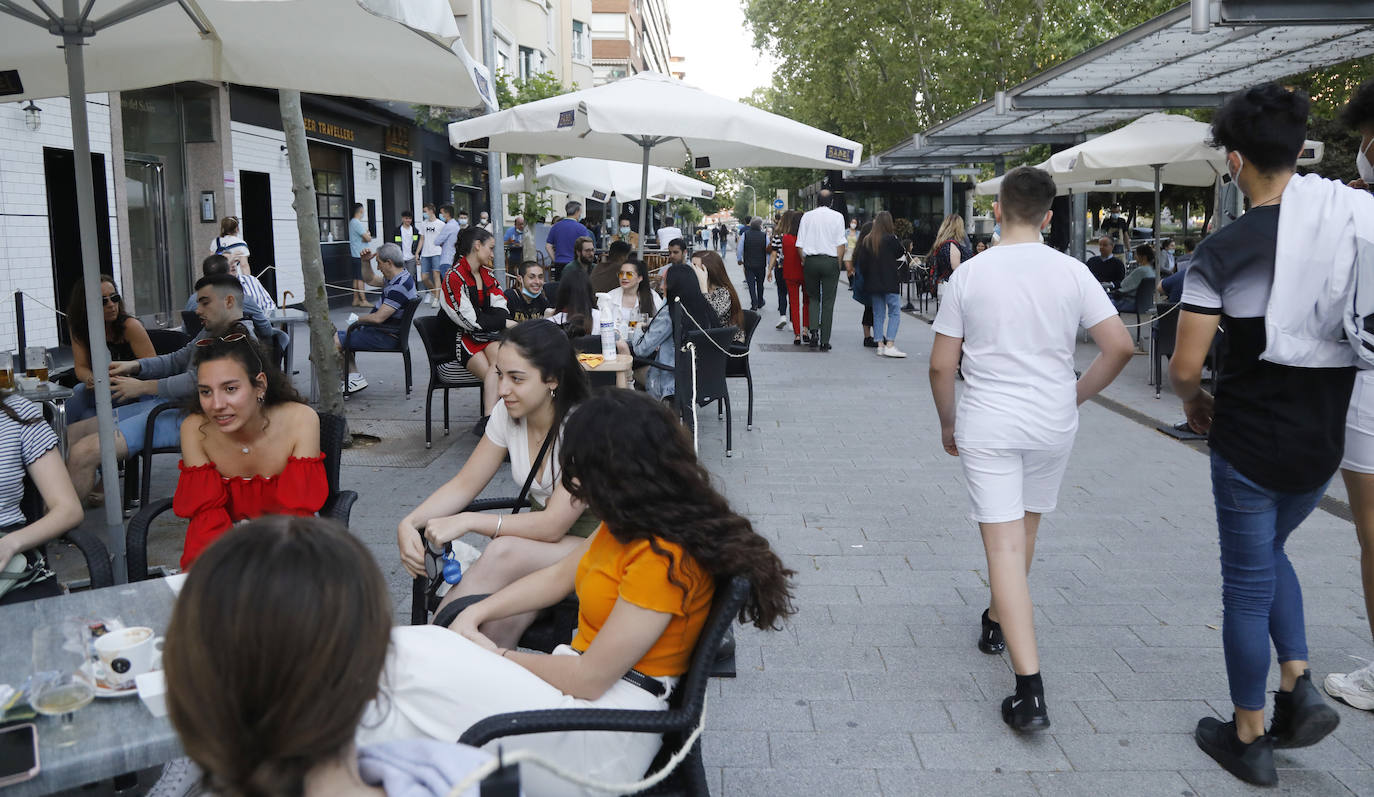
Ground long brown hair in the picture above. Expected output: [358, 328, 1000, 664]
[559, 390, 795, 629]
[65, 275, 131, 348]
[781, 209, 800, 237]
[164, 516, 392, 797]
[865, 211, 895, 257]
[696, 250, 741, 328]
[927, 214, 966, 259]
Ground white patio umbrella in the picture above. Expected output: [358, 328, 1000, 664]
[975, 174, 1158, 196]
[500, 157, 715, 202]
[449, 71, 863, 254]
[0, 0, 494, 575]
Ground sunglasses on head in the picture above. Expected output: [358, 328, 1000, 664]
[195, 333, 264, 372]
[101, 294, 121, 305]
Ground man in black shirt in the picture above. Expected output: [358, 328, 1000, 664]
[1085, 236, 1125, 286]
[507, 261, 551, 322]
[1172, 83, 1350, 788]
[740, 217, 769, 311]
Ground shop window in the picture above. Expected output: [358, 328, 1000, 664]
[573, 20, 588, 60]
[309, 142, 348, 243]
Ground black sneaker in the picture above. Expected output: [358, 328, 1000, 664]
[1195, 716, 1276, 786]
[1270, 669, 1340, 749]
[808, 334, 819, 350]
[819, 343, 832, 352]
[863, 336, 879, 348]
[1001, 693, 1050, 732]
[978, 609, 1005, 654]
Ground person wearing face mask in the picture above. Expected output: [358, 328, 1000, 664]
[1099, 204, 1129, 250]
[477, 210, 492, 233]
[456, 210, 470, 230]
[434, 205, 462, 289]
[1172, 83, 1369, 786]
[507, 261, 551, 322]
[1325, 78, 1374, 719]
[611, 214, 639, 251]
[417, 204, 446, 308]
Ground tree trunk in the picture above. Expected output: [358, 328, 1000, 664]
[279, 89, 344, 417]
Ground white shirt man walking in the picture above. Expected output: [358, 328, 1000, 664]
[795, 189, 848, 350]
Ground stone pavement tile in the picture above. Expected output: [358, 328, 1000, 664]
[720, 767, 882, 797]
[877, 769, 1039, 796]
[849, 671, 984, 702]
[1056, 583, 1173, 605]
[718, 669, 852, 701]
[882, 646, 1014, 675]
[898, 552, 987, 571]
[808, 699, 954, 734]
[787, 566, 887, 586]
[861, 583, 969, 605]
[1117, 646, 1228, 673]
[759, 642, 885, 672]
[1036, 645, 1134, 674]
[1128, 623, 1225, 648]
[800, 553, 899, 571]
[1035, 624, 1148, 650]
[1040, 603, 1164, 626]
[943, 699, 1093, 734]
[1030, 770, 1197, 796]
[1272, 737, 1371, 772]
[1180, 768, 1356, 796]
[1334, 770, 1374, 796]
[972, 671, 1117, 703]
[957, 583, 1069, 606]
[836, 539, 934, 557]
[768, 731, 920, 768]
[829, 602, 943, 626]
[880, 567, 990, 589]
[701, 730, 770, 768]
[1305, 624, 1374, 652]
[705, 697, 814, 732]
[1056, 732, 1216, 770]
[789, 622, 917, 648]
[913, 732, 1071, 771]
[789, 584, 862, 604]
[897, 624, 983, 649]
[1076, 700, 1221, 734]
[1099, 671, 1232, 701]
[1332, 714, 1374, 767]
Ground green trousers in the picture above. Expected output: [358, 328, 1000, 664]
[803, 255, 841, 346]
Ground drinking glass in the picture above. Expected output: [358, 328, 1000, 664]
[0, 352, 12, 390]
[23, 346, 45, 380]
[31, 624, 96, 747]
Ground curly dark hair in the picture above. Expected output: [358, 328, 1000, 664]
[1209, 83, 1310, 172]
[184, 322, 302, 425]
[558, 390, 795, 630]
[1342, 79, 1374, 131]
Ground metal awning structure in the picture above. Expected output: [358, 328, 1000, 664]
[850, 1, 1374, 176]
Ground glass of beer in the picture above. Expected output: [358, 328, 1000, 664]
[24, 346, 47, 381]
[0, 353, 12, 390]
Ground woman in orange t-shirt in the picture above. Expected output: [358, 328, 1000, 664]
[356, 389, 795, 795]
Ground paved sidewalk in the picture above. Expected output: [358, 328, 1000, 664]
[87, 255, 1374, 796]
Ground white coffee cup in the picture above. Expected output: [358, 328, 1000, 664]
[94, 626, 163, 690]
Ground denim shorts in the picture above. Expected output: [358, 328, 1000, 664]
[115, 399, 183, 456]
[420, 254, 444, 277]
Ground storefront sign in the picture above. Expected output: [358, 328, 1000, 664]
[384, 125, 412, 157]
[303, 116, 356, 144]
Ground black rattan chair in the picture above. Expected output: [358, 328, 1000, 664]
[645, 321, 738, 457]
[21, 476, 113, 592]
[414, 314, 484, 448]
[124, 412, 356, 582]
[721, 309, 760, 430]
[455, 576, 751, 797]
[342, 297, 421, 400]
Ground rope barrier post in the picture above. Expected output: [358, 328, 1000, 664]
[14, 292, 26, 372]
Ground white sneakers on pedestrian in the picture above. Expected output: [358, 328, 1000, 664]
[876, 343, 907, 358]
[346, 374, 368, 392]
[775, 315, 787, 330]
[1325, 659, 1374, 710]
[428, 293, 438, 308]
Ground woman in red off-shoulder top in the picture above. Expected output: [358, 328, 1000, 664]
[173, 324, 327, 569]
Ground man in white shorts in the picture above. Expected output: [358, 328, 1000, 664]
[929, 165, 1134, 732]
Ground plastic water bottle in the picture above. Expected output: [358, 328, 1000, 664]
[597, 293, 617, 360]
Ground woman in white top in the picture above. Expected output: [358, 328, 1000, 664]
[211, 216, 277, 312]
[397, 320, 597, 648]
[602, 258, 663, 333]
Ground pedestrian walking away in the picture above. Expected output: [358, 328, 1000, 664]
[1171, 83, 1364, 787]
[417, 203, 446, 308]
[796, 189, 847, 351]
[854, 211, 907, 357]
[740, 217, 769, 313]
[1330, 76, 1374, 716]
[929, 165, 1134, 735]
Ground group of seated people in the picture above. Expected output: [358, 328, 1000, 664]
[4, 286, 798, 793]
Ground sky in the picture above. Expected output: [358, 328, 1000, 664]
[664, 0, 778, 101]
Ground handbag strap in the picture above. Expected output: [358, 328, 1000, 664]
[512, 424, 557, 515]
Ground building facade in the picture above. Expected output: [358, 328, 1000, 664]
[590, 0, 673, 84]
[452, 0, 595, 90]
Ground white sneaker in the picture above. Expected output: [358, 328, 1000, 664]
[883, 345, 908, 358]
[876, 343, 887, 357]
[775, 315, 787, 330]
[346, 374, 368, 392]
[429, 293, 438, 308]
[1325, 659, 1374, 710]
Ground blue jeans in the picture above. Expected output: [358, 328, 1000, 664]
[66, 383, 154, 423]
[115, 399, 183, 456]
[871, 292, 901, 342]
[1210, 450, 1324, 710]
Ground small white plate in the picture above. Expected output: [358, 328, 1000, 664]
[81, 661, 150, 699]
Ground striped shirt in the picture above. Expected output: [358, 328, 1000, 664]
[374, 269, 418, 334]
[0, 395, 59, 528]
[237, 273, 277, 314]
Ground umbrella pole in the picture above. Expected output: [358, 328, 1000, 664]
[62, 1, 126, 579]
[1152, 164, 1163, 260]
[638, 140, 651, 258]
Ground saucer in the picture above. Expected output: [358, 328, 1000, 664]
[80, 661, 144, 699]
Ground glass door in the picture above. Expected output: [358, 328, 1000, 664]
[125, 156, 174, 326]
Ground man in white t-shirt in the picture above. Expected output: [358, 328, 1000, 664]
[417, 203, 445, 308]
[795, 189, 847, 350]
[929, 165, 1133, 734]
[656, 224, 682, 250]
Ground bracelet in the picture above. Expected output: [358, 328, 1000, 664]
[494, 515, 503, 538]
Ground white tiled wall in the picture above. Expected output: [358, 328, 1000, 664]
[352, 147, 383, 245]
[0, 96, 120, 351]
[229, 122, 303, 305]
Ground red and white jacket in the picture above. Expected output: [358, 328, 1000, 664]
[441, 256, 509, 350]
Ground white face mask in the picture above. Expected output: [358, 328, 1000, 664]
[458, 218, 468, 228]
[620, 226, 631, 234]
[1228, 152, 1245, 186]
[1358, 139, 1374, 184]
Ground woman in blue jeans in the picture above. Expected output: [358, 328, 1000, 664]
[1170, 83, 1352, 787]
[854, 211, 906, 358]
